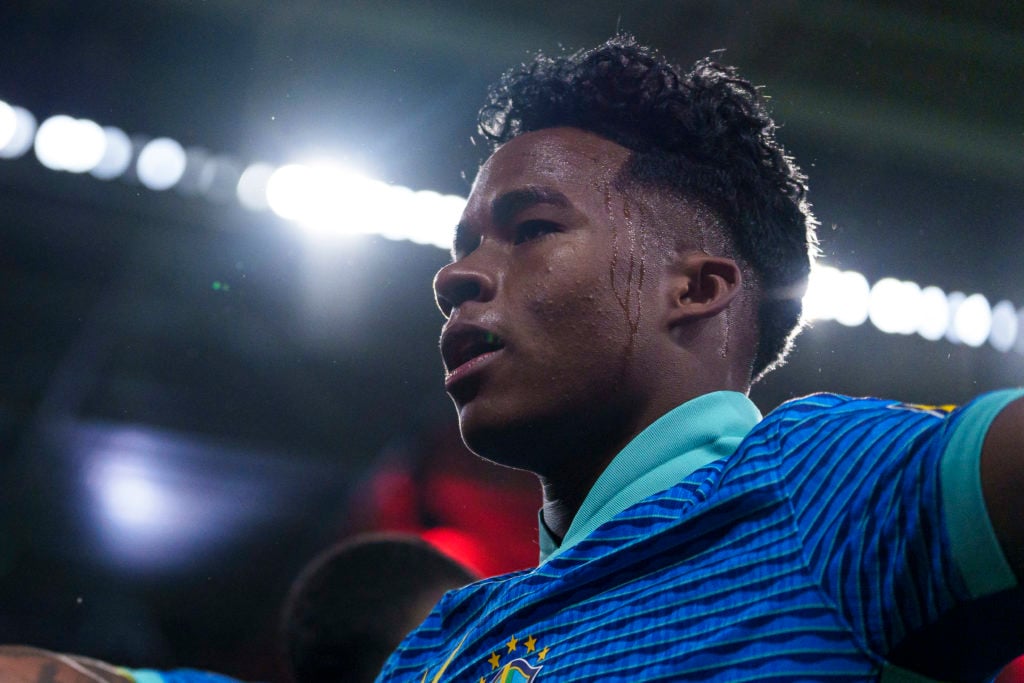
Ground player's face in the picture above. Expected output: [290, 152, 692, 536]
[434, 128, 668, 471]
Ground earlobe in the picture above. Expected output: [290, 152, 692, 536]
[667, 254, 743, 323]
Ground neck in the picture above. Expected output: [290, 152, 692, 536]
[539, 474, 594, 543]
[535, 421, 639, 541]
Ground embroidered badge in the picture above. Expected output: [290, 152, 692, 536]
[481, 634, 548, 683]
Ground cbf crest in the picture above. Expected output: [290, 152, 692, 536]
[420, 633, 550, 682]
[482, 634, 548, 683]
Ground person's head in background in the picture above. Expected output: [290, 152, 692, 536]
[279, 533, 478, 683]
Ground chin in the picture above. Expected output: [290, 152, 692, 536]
[456, 404, 582, 477]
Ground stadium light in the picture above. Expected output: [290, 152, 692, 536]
[0, 100, 37, 159]
[5, 97, 1021, 353]
[868, 277, 922, 335]
[90, 126, 134, 180]
[952, 293, 992, 348]
[237, 161, 275, 211]
[137, 137, 187, 190]
[34, 115, 107, 173]
[916, 286, 950, 341]
[988, 300, 1018, 352]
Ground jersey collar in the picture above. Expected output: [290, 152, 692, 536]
[539, 390, 762, 563]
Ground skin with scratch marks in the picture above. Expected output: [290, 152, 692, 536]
[0, 646, 131, 683]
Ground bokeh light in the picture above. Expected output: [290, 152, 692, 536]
[803, 266, 871, 327]
[833, 270, 871, 327]
[196, 155, 243, 203]
[136, 137, 187, 190]
[236, 161, 275, 211]
[90, 126, 134, 179]
[0, 100, 17, 151]
[5, 100, 1018, 355]
[916, 286, 950, 341]
[100, 467, 169, 530]
[868, 277, 922, 335]
[0, 100, 37, 159]
[952, 293, 992, 348]
[945, 292, 966, 344]
[989, 300, 1018, 352]
[34, 115, 107, 173]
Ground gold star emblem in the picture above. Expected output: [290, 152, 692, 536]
[537, 646, 550, 661]
[506, 635, 519, 653]
[488, 651, 501, 670]
[524, 635, 537, 653]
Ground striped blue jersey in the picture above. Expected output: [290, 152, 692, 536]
[377, 391, 1022, 682]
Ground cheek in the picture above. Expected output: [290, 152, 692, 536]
[523, 272, 628, 356]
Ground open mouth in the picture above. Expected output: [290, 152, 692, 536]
[441, 325, 505, 376]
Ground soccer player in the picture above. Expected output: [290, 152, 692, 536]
[376, 34, 1024, 681]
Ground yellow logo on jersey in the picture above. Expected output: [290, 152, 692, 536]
[888, 402, 957, 418]
[420, 634, 549, 683]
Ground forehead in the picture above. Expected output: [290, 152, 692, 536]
[470, 127, 633, 203]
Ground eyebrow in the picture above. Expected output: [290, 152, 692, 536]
[491, 186, 572, 226]
[452, 186, 573, 256]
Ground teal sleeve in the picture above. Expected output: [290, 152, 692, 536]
[126, 669, 250, 683]
[941, 388, 1024, 598]
[126, 671, 165, 683]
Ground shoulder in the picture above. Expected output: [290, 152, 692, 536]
[755, 392, 960, 443]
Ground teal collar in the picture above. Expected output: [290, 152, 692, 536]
[538, 391, 762, 563]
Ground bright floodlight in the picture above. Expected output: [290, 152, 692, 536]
[916, 286, 950, 341]
[237, 161, 275, 211]
[0, 102, 36, 159]
[989, 300, 1018, 352]
[868, 278, 922, 335]
[95, 462, 170, 531]
[376, 184, 418, 241]
[802, 265, 840, 322]
[90, 126, 133, 179]
[137, 137, 187, 190]
[34, 115, 107, 172]
[410, 191, 465, 248]
[832, 270, 871, 327]
[801, 267, 871, 327]
[952, 293, 992, 348]
[266, 163, 316, 221]
[266, 162, 380, 237]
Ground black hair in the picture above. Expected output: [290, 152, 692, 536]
[477, 34, 818, 381]
[280, 534, 477, 683]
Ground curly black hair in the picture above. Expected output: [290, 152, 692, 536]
[476, 34, 818, 382]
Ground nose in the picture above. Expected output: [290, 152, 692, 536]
[433, 257, 497, 318]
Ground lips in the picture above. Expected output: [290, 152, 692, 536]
[440, 323, 505, 386]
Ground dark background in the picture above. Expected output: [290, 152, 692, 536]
[0, 2, 1021, 680]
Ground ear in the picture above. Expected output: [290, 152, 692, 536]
[665, 253, 743, 326]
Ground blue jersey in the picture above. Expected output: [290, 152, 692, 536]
[378, 391, 1022, 682]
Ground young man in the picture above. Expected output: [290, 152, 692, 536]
[3, 34, 1022, 683]
[377, 35, 1024, 681]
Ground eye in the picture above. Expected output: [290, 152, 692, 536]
[513, 220, 559, 245]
